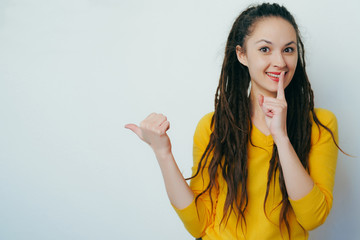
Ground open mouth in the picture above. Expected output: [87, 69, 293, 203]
[267, 72, 280, 78]
[266, 72, 286, 82]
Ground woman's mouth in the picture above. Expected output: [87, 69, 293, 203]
[266, 72, 285, 82]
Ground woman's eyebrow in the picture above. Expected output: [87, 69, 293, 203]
[256, 39, 272, 44]
[255, 39, 296, 46]
[285, 41, 296, 46]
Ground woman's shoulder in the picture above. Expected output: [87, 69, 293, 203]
[197, 112, 214, 126]
[193, 112, 214, 140]
[313, 108, 337, 126]
[311, 108, 338, 144]
[314, 108, 336, 119]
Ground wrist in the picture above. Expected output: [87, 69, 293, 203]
[154, 150, 176, 172]
[154, 149, 173, 161]
[273, 134, 290, 146]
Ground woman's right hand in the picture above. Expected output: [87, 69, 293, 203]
[125, 113, 171, 157]
[126, 113, 194, 209]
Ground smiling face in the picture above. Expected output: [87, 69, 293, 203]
[236, 17, 298, 98]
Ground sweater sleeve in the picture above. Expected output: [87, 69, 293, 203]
[172, 112, 218, 238]
[289, 109, 339, 230]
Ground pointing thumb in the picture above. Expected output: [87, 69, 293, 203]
[125, 124, 143, 140]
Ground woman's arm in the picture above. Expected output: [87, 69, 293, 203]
[127, 112, 217, 238]
[288, 109, 338, 230]
[155, 152, 194, 209]
[258, 72, 314, 200]
[125, 113, 194, 209]
[275, 137, 314, 200]
[259, 73, 338, 229]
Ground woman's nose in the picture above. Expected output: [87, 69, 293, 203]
[272, 52, 286, 68]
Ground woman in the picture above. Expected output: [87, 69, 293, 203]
[125, 3, 339, 239]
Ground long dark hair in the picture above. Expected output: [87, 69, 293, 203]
[188, 3, 340, 238]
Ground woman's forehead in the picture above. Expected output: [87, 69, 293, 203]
[247, 17, 297, 45]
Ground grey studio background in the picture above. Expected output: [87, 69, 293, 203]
[0, 0, 359, 239]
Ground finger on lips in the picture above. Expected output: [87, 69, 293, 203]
[262, 96, 280, 103]
[276, 71, 286, 100]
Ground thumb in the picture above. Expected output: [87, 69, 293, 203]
[125, 124, 143, 140]
[258, 94, 264, 107]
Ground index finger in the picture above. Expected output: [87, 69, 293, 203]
[276, 71, 286, 100]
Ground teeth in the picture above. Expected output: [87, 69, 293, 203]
[267, 73, 280, 78]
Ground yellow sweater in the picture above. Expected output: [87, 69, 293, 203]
[174, 109, 338, 240]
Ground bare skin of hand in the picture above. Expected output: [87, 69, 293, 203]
[125, 113, 194, 208]
[258, 71, 314, 200]
[125, 113, 171, 157]
[258, 71, 288, 143]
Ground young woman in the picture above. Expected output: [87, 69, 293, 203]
[125, 3, 339, 240]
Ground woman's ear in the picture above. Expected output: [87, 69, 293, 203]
[236, 45, 248, 66]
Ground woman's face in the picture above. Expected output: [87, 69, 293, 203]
[236, 17, 298, 97]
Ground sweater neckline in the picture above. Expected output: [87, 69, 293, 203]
[251, 124, 274, 147]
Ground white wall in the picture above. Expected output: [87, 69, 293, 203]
[0, 0, 359, 239]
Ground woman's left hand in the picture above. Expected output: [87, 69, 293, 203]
[258, 71, 288, 143]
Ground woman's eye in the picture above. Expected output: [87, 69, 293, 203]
[284, 47, 295, 53]
[259, 47, 270, 53]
